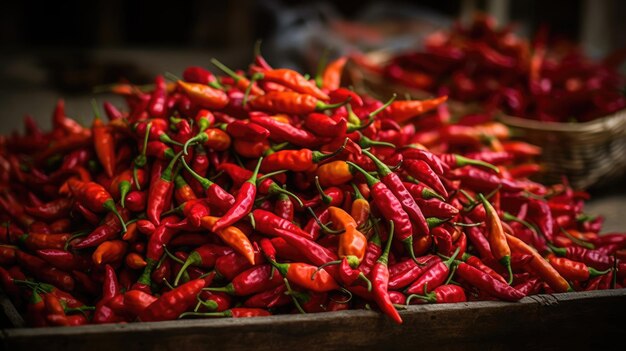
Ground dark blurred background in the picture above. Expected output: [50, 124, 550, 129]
[2, 0, 625, 128]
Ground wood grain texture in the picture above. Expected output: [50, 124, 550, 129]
[2, 289, 625, 351]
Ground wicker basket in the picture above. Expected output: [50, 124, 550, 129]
[499, 110, 626, 189]
[345, 51, 482, 118]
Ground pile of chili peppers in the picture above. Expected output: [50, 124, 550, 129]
[353, 14, 626, 122]
[1, 49, 625, 328]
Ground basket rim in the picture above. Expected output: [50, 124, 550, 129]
[498, 108, 626, 132]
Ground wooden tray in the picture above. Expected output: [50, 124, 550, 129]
[2, 289, 625, 351]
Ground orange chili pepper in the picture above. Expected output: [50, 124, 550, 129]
[322, 56, 348, 91]
[92, 113, 115, 178]
[381, 96, 448, 123]
[201, 216, 255, 265]
[505, 233, 572, 293]
[253, 68, 329, 100]
[233, 139, 270, 158]
[350, 184, 370, 228]
[316, 161, 354, 187]
[122, 221, 139, 241]
[93, 240, 128, 265]
[478, 193, 512, 284]
[328, 206, 367, 267]
[177, 80, 229, 109]
[125, 252, 148, 270]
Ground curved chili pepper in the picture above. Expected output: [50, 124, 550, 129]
[139, 279, 206, 322]
[23, 198, 73, 221]
[362, 149, 429, 239]
[252, 209, 313, 240]
[403, 159, 448, 198]
[252, 68, 329, 100]
[67, 178, 127, 232]
[207, 264, 283, 296]
[92, 240, 128, 266]
[347, 161, 414, 259]
[550, 245, 614, 271]
[405, 248, 459, 295]
[388, 255, 437, 290]
[548, 256, 609, 281]
[177, 80, 228, 110]
[174, 243, 233, 286]
[505, 233, 571, 292]
[201, 216, 255, 265]
[91, 109, 115, 178]
[211, 157, 262, 232]
[407, 284, 467, 304]
[456, 262, 525, 301]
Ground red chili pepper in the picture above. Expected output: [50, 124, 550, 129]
[208, 264, 283, 296]
[347, 162, 414, 259]
[405, 248, 459, 295]
[16, 250, 75, 291]
[363, 149, 429, 240]
[370, 222, 402, 324]
[550, 245, 615, 271]
[146, 152, 182, 225]
[73, 207, 130, 248]
[183, 66, 221, 89]
[67, 178, 127, 232]
[456, 262, 525, 301]
[243, 284, 291, 309]
[403, 159, 448, 198]
[139, 278, 206, 322]
[388, 255, 437, 290]
[252, 209, 313, 240]
[407, 284, 467, 304]
[175, 243, 233, 285]
[211, 158, 262, 233]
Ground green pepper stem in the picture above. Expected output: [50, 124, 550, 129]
[316, 96, 351, 111]
[453, 154, 500, 173]
[103, 200, 127, 233]
[270, 184, 304, 208]
[210, 58, 244, 83]
[312, 138, 348, 164]
[181, 157, 212, 190]
[247, 157, 263, 184]
[314, 49, 329, 89]
[357, 132, 395, 149]
[314, 176, 333, 205]
[346, 161, 379, 188]
[306, 207, 344, 234]
[378, 221, 395, 265]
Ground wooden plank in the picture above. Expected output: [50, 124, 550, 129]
[2, 289, 625, 351]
